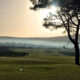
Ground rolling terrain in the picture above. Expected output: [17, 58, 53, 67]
[0, 50, 80, 80]
[0, 36, 77, 48]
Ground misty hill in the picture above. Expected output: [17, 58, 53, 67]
[1, 35, 80, 42]
[0, 36, 80, 49]
[0, 36, 71, 42]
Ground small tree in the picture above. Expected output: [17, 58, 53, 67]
[30, 0, 80, 65]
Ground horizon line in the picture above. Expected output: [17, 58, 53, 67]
[0, 35, 68, 38]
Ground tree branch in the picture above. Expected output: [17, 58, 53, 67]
[75, 20, 80, 43]
[67, 19, 75, 44]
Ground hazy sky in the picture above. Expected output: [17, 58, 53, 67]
[0, 0, 65, 37]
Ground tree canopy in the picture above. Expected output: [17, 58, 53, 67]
[30, 0, 80, 43]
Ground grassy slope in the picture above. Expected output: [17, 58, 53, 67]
[0, 49, 80, 80]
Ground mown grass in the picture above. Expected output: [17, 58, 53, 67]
[0, 49, 80, 80]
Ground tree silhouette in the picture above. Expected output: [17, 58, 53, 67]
[30, 0, 80, 65]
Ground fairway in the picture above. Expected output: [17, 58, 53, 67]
[0, 52, 80, 80]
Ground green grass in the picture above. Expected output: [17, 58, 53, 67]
[0, 49, 80, 80]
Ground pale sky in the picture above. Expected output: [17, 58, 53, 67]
[0, 0, 65, 37]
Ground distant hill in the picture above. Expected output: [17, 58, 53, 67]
[0, 36, 80, 48]
[0, 35, 80, 42]
[0, 36, 70, 42]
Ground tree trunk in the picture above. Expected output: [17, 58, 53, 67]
[74, 44, 79, 65]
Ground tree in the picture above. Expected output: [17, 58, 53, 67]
[30, 0, 80, 65]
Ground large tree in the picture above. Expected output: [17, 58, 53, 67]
[30, 0, 80, 65]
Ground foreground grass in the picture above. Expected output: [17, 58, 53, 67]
[0, 53, 80, 80]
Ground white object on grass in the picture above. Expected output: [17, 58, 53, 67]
[20, 68, 23, 72]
